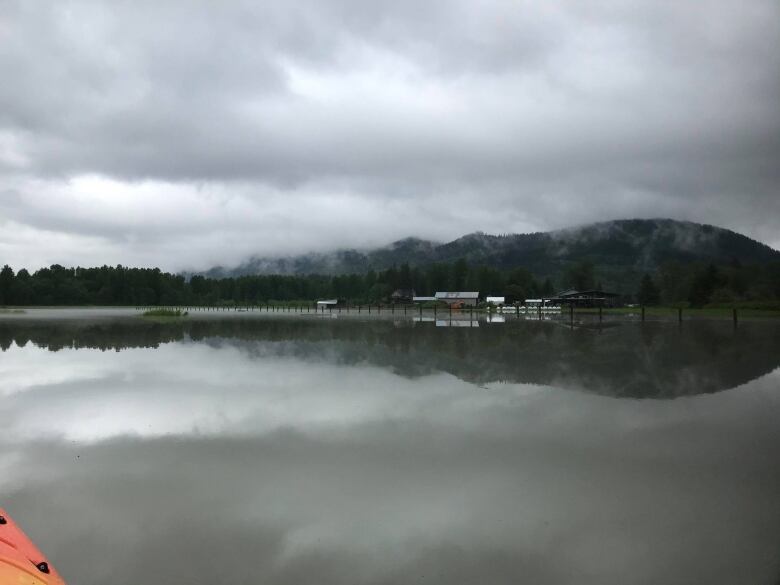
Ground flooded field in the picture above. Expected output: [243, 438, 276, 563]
[1, 312, 779, 584]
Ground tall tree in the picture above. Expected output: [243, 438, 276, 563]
[637, 273, 660, 306]
[451, 258, 469, 290]
[0, 265, 15, 305]
[688, 264, 723, 307]
[563, 260, 596, 291]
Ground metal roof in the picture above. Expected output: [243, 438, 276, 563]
[434, 291, 479, 299]
[555, 289, 619, 298]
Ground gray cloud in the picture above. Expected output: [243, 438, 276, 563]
[0, 0, 778, 269]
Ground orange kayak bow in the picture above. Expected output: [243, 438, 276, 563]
[0, 509, 66, 585]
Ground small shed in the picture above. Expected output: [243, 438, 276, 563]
[434, 291, 480, 307]
[391, 289, 416, 303]
[486, 296, 505, 306]
[316, 299, 341, 308]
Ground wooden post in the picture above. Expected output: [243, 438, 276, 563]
[678, 307, 683, 323]
[515, 305, 519, 317]
[368, 304, 371, 314]
[641, 306, 645, 322]
[434, 305, 437, 318]
[538, 305, 541, 320]
[419, 305, 422, 317]
[569, 304, 574, 322]
[733, 307, 738, 327]
[599, 305, 603, 321]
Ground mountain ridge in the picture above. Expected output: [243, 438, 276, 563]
[201, 219, 780, 293]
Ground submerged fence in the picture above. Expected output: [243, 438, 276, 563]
[135, 303, 743, 326]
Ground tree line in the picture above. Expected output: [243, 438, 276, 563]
[0, 261, 553, 306]
[636, 260, 780, 307]
[0, 258, 778, 307]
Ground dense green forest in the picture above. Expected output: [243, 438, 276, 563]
[1, 258, 779, 308]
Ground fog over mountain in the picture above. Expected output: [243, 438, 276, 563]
[0, 1, 779, 271]
[203, 219, 780, 282]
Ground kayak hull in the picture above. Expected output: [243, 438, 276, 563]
[0, 509, 66, 585]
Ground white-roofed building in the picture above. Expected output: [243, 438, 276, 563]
[434, 291, 480, 307]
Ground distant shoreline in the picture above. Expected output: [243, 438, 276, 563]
[1, 306, 778, 322]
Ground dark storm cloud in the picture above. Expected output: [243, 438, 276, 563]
[0, 0, 778, 268]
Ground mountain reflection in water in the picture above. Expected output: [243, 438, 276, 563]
[2, 316, 779, 397]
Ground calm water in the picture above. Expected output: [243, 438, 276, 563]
[1, 313, 779, 584]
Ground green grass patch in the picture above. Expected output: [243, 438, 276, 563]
[0, 308, 25, 314]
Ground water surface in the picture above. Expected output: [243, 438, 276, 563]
[1, 313, 779, 584]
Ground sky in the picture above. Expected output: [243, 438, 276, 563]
[0, 0, 778, 271]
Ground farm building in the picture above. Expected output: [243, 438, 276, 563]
[544, 289, 620, 307]
[434, 291, 480, 307]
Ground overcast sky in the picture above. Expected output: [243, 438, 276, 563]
[1, 0, 778, 271]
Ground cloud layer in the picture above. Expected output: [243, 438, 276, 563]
[1, 0, 779, 270]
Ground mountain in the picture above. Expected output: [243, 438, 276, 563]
[203, 219, 780, 291]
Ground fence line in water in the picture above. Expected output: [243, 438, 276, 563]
[134, 304, 731, 325]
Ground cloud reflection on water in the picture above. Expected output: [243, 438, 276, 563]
[0, 318, 779, 585]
